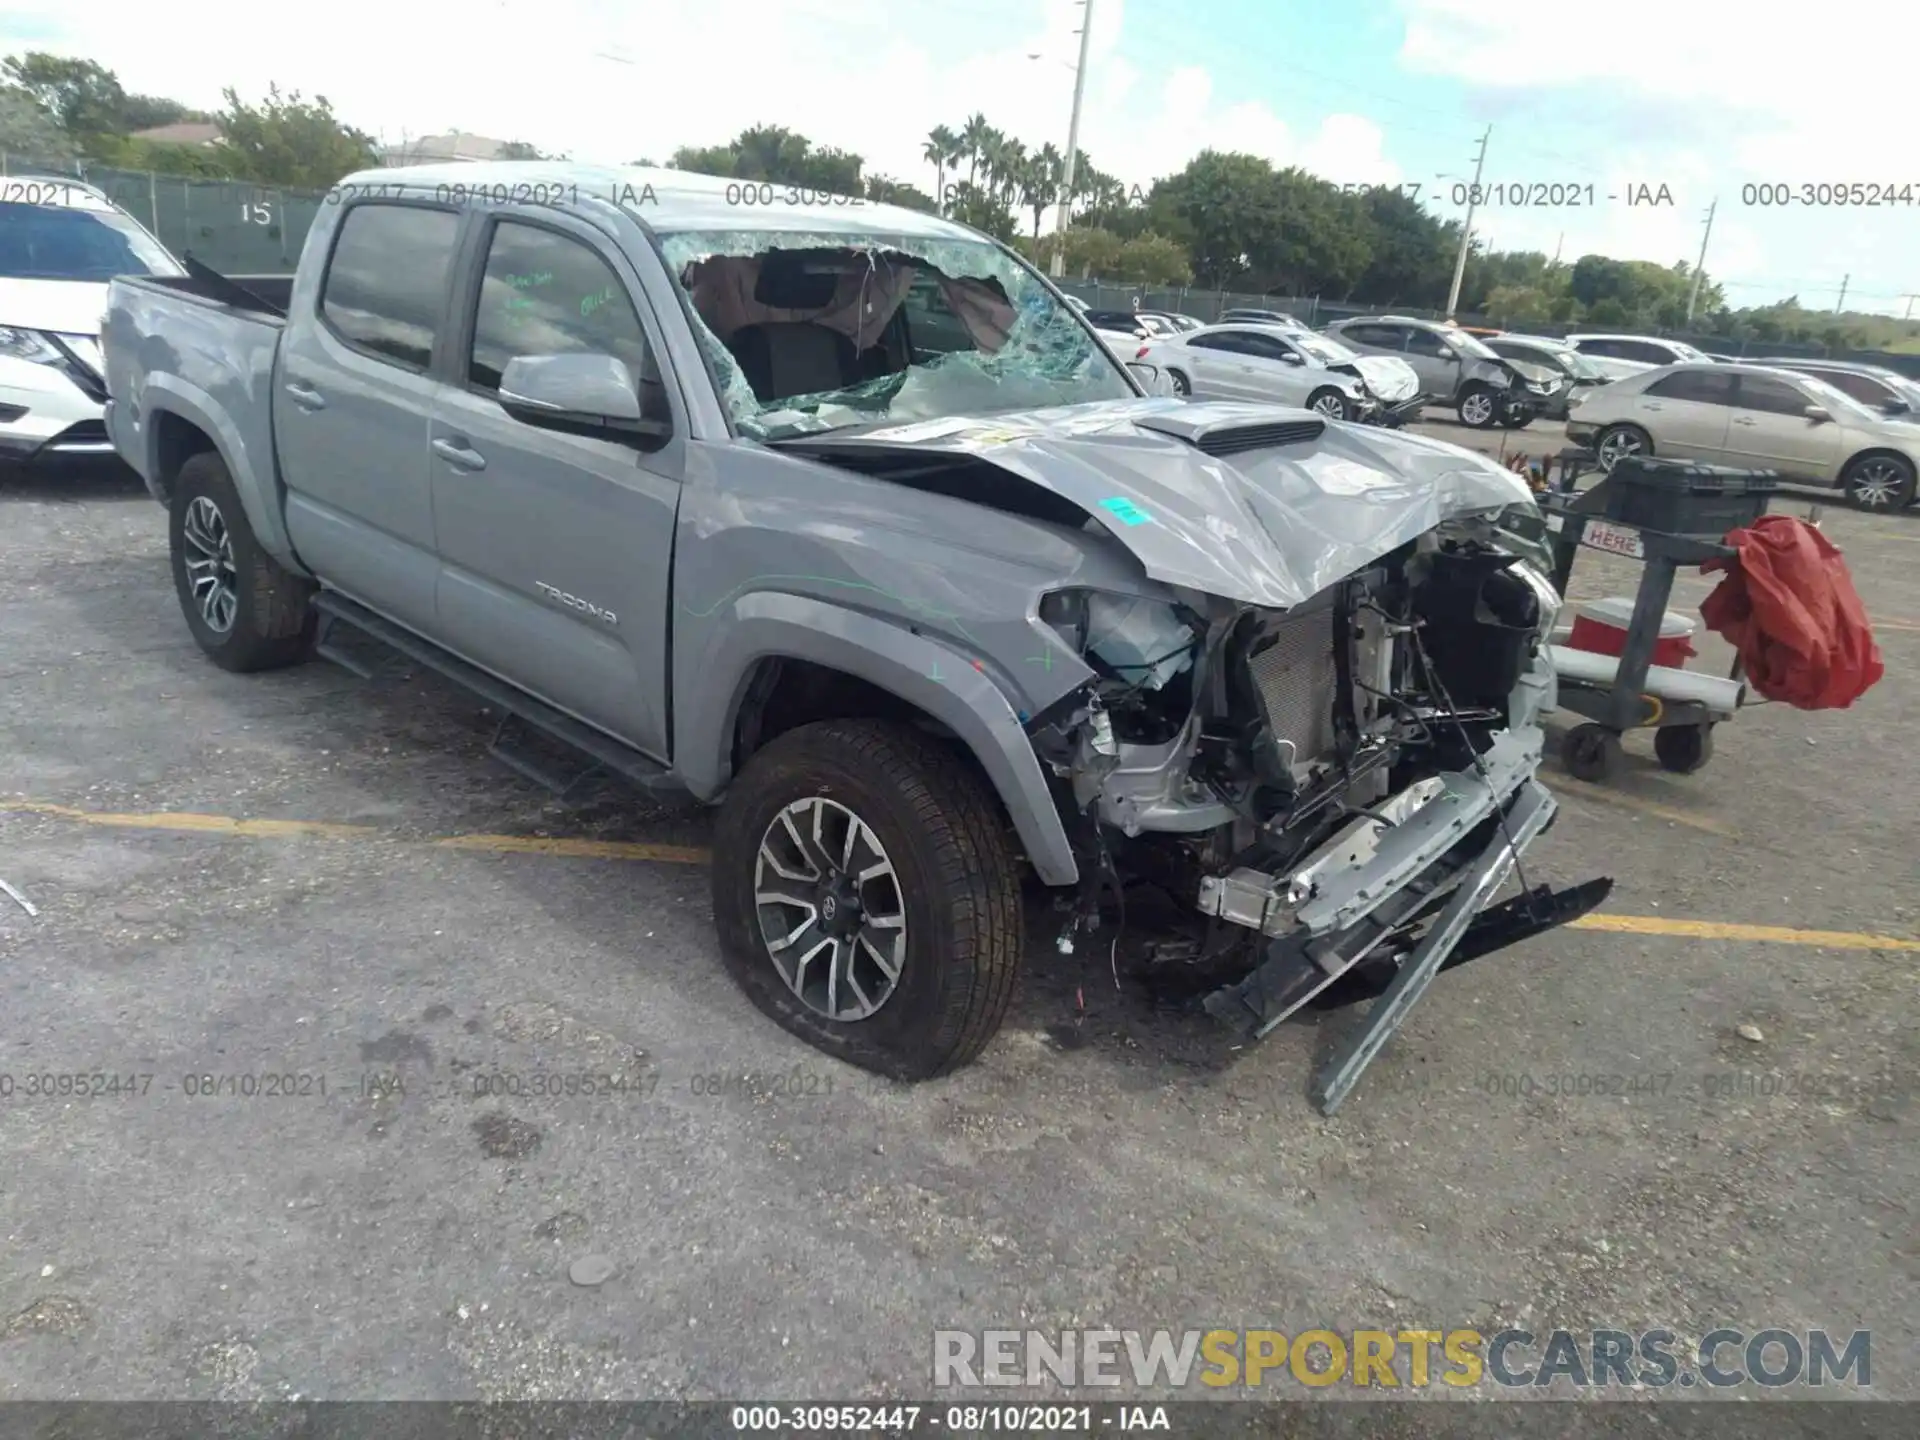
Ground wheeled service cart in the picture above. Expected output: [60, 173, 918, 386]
[1540, 458, 1776, 783]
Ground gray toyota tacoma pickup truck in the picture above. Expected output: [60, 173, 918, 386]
[103, 162, 1608, 1111]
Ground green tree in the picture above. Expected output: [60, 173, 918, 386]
[669, 126, 863, 194]
[922, 124, 960, 209]
[865, 174, 939, 213]
[941, 179, 1016, 242]
[0, 87, 73, 162]
[209, 85, 378, 189]
[2, 53, 125, 137]
[497, 140, 551, 161]
[1113, 231, 1191, 286]
[1149, 151, 1284, 287]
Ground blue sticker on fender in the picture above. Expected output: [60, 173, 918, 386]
[1099, 496, 1152, 526]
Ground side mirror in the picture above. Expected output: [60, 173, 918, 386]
[1278, 352, 1305, 365]
[498, 353, 670, 440]
[1883, 399, 1910, 416]
[1803, 404, 1832, 424]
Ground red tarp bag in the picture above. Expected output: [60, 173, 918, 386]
[1698, 514, 1883, 710]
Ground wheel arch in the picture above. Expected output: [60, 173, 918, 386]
[676, 594, 1081, 887]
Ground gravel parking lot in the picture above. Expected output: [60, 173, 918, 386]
[2, 422, 1915, 1407]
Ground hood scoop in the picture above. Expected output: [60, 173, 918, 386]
[1131, 409, 1326, 458]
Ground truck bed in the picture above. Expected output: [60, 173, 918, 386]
[128, 270, 294, 318]
[102, 271, 292, 554]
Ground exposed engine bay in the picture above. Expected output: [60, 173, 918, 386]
[1026, 514, 1604, 1103]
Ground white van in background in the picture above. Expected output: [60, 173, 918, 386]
[1, 176, 183, 470]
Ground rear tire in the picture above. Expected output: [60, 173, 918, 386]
[1594, 424, 1652, 473]
[711, 719, 1023, 1080]
[1561, 723, 1621, 783]
[168, 451, 315, 672]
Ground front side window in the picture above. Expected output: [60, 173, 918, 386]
[320, 204, 460, 371]
[468, 221, 653, 392]
[1734, 372, 1815, 416]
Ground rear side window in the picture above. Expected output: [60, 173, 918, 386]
[1645, 369, 1736, 404]
[1340, 324, 1401, 349]
[320, 204, 459, 370]
[468, 221, 653, 393]
[1574, 338, 1622, 358]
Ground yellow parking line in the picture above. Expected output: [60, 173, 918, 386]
[8, 798, 1917, 952]
[430, 832, 711, 864]
[1569, 913, 1920, 952]
[1, 800, 380, 841]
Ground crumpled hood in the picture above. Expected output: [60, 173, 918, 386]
[788, 398, 1537, 609]
[1506, 357, 1564, 388]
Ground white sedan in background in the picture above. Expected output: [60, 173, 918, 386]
[1135, 322, 1421, 421]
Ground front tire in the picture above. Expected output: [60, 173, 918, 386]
[1841, 452, 1917, 510]
[711, 719, 1023, 1080]
[1457, 384, 1499, 429]
[1307, 387, 1350, 421]
[1169, 370, 1191, 397]
[169, 451, 315, 672]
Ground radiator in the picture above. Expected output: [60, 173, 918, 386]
[1247, 595, 1381, 769]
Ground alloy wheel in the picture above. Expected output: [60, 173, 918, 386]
[1313, 392, 1348, 420]
[1849, 460, 1907, 508]
[753, 796, 908, 1022]
[181, 495, 238, 634]
[1459, 390, 1495, 426]
[1596, 429, 1644, 471]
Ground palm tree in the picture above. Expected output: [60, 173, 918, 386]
[960, 112, 990, 188]
[996, 138, 1028, 207]
[923, 124, 959, 209]
[1022, 143, 1063, 240]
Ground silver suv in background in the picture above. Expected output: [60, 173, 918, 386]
[1323, 315, 1565, 428]
[1566, 361, 1920, 509]
[1563, 333, 1707, 382]
[1751, 357, 1920, 419]
[1482, 334, 1613, 421]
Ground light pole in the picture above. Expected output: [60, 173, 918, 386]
[1444, 127, 1490, 320]
[1048, 0, 1094, 279]
[1684, 199, 1715, 325]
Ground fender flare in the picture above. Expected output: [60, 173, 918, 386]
[136, 375, 303, 572]
[676, 591, 1081, 886]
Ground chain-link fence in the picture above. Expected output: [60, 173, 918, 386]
[2, 152, 326, 275]
[11, 150, 1918, 375]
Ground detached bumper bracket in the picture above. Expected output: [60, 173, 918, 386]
[1310, 778, 1558, 1115]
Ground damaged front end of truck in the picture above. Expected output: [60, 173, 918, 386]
[657, 218, 1610, 1109]
[1014, 443, 1614, 1112]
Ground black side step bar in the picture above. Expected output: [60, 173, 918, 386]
[310, 591, 686, 799]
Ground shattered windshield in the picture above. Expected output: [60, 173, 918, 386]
[657, 227, 1134, 440]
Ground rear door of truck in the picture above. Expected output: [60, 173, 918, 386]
[274, 197, 463, 636]
[424, 205, 686, 760]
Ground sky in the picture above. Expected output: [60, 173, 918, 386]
[7, 0, 1920, 316]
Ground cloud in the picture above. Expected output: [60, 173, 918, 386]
[1395, 0, 1920, 313]
[1, 0, 1394, 212]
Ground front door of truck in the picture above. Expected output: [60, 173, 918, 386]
[427, 211, 682, 758]
[276, 199, 462, 636]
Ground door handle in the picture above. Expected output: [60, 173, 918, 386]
[1642, 402, 1663, 410]
[432, 437, 487, 471]
[284, 381, 326, 411]
[1732, 417, 1756, 427]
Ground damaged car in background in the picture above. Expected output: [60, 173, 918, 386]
[102, 163, 1610, 1113]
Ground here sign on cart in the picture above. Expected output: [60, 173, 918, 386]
[1579, 519, 1646, 560]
